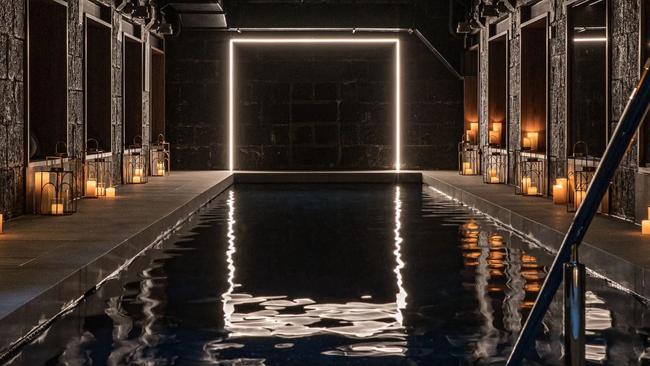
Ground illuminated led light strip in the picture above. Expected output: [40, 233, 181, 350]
[573, 37, 607, 42]
[228, 38, 402, 171]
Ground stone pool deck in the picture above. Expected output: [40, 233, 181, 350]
[423, 170, 650, 300]
[0, 169, 648, 356]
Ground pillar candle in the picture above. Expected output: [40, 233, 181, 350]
[527, 132, 539, 152]
[489, 131, 499, 145]
[492, 122, 502, 132]
[574, 190, 586, 210]
[134, 168, 144, 177]
[522, 137, 531, 150]
[553, 185, 567, 204]
[527, 186, 538, 195]
[133, 176, 141, 184]
[0, 213, 3, 234]
[86, 180, 97, 197]
[643, 220, 650, 235]
[647, 207, 650, 220]
[156, 162, 165, 176]
[35, 171, 50, 207]
[106, 187, 116, 198]
[490, 176, 500, 183]
[521, 177, 531, 195]
[97, 184, 105, 196]
[51, 203, 64, 215]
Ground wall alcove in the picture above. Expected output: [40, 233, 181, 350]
[567, 0, 608, 158]
[28, 0, 68, 161]
[488, 32, 508, 150]
[85, 14, 112, 153]
[123, 34, 144, 148]
[520, 15, 548, 155]
[464, 44, 479, 145]
[150, 44, 166, 141]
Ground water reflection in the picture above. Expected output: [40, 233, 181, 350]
[218, 186, 409, 358]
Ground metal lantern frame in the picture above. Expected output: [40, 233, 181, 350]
[124, 136, 148, 184]
[34, 143, 78, 216]
[566, 142, 608, 213]
[459, 141, 481, 176]
[85, 138, 112, 198]
[515, 150, 546, 196]
[482, 145, 507, 184]
[149, 134, 170, 177]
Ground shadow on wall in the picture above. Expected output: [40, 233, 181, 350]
[166, 32, 463, 171]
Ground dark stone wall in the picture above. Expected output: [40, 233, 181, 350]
[477, 0, 644, 222]
[166, 32, 463, 170]
[0, 0, 25, 218]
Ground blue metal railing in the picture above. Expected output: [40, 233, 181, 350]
[507, 58, 650, 365]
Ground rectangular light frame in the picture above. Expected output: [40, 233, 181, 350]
[228, 38, 402, 171]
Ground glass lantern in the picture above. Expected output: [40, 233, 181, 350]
[515, 150, 546, 196]
[124, 136, 148, 184]
[84, 139, 111, 198]
[566, 142, 607, 212]
[34, 151, 77, 216]
[459, 141, 480, 176]
[483, 145, 507, 184]
[149, 134, 170, 177]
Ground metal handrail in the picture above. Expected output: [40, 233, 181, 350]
[507, 58, 650, 365]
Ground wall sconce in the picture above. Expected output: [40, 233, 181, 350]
[483, 146, 507, 184]
[149, 134, 170, 177]
[515, 151, 546, 196]
[85, 139, 111, 198]
[34, 146, 78, 215]
[459, 141, 481, 176]
[124, 136, 148, 184]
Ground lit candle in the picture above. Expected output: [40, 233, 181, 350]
[553, 178, 568, 204]
[492, 122, 502, 132]
[35, 171, 51, 206]
[106, 187, 116, 198]
[51, 203, 64, 215]
[522, 137, 531, 150]
[489, 131, 500, 145]
[134, 168, 144, 177]
[643, 220, 650, 235]
[0, 213, 3, 234]
[521, 177, 531, 195]
[464, 168, 474, 175]
[156, 162, 165, 176]
[97, 184, 105, 196]
[489, 168, 497, 177]
[133, 175, 141, 183]
[86, 180, 97, 197]
[574, 190, 586, 210]
[490, 176, 500, 183]
[527, 132, 539, 152]
[527, 186, 538, 195]
[647, 207, 650, 219]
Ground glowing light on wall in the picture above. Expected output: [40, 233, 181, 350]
[573, 37, 607, 43]
[228, 38, 402, 171]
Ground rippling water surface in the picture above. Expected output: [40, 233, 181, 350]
[7, 184, 650, 365]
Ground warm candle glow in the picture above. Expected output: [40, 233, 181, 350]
[97, 184, 105, 196]
[51, 203, 64, 215]
[86, 180, 97, 197]
[134, 168, 144, 177]
[522, 137, 531, 150]
[106, 187, 116, 198]
[464, 168, 474, 175]
[553, 178, 568, 204]
[575, 190, 586, 210]
[133, 176, 141, 184]
[643, 220, 650, 235]
[527, 186, 538, 195]
[156, 162, 165, 176]
[526, 132, 539, 151]
[490, 176, 500, 183]
[521, 177, 531, 195]
[492, 122, 502, 132]
[489, 168, 497, 177]
[489, 131, 500, 145]
[0, 213, 3, 234]
[647, 207, 650, 220]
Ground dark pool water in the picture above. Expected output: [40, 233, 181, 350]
[6, 184, 650, 365]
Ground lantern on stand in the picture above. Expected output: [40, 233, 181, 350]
[124, 136, 148, 184]
[149, 134, 170, 177]
[515, 150, 546, 196]
[566, 142, 607, 212]
[483, 145, 507, 184]
[34, 143, 78, 215]
[84, 139, 112, 198]
[459, 141, 480, 176]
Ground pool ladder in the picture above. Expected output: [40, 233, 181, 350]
[507, 58, 650, 366]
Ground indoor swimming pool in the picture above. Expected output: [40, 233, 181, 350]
[6, 184, 650, 365]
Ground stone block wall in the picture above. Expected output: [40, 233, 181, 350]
[477, 0, 644, 222]
[0, 0, 26, 218]
[0, 0, 152, 219]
